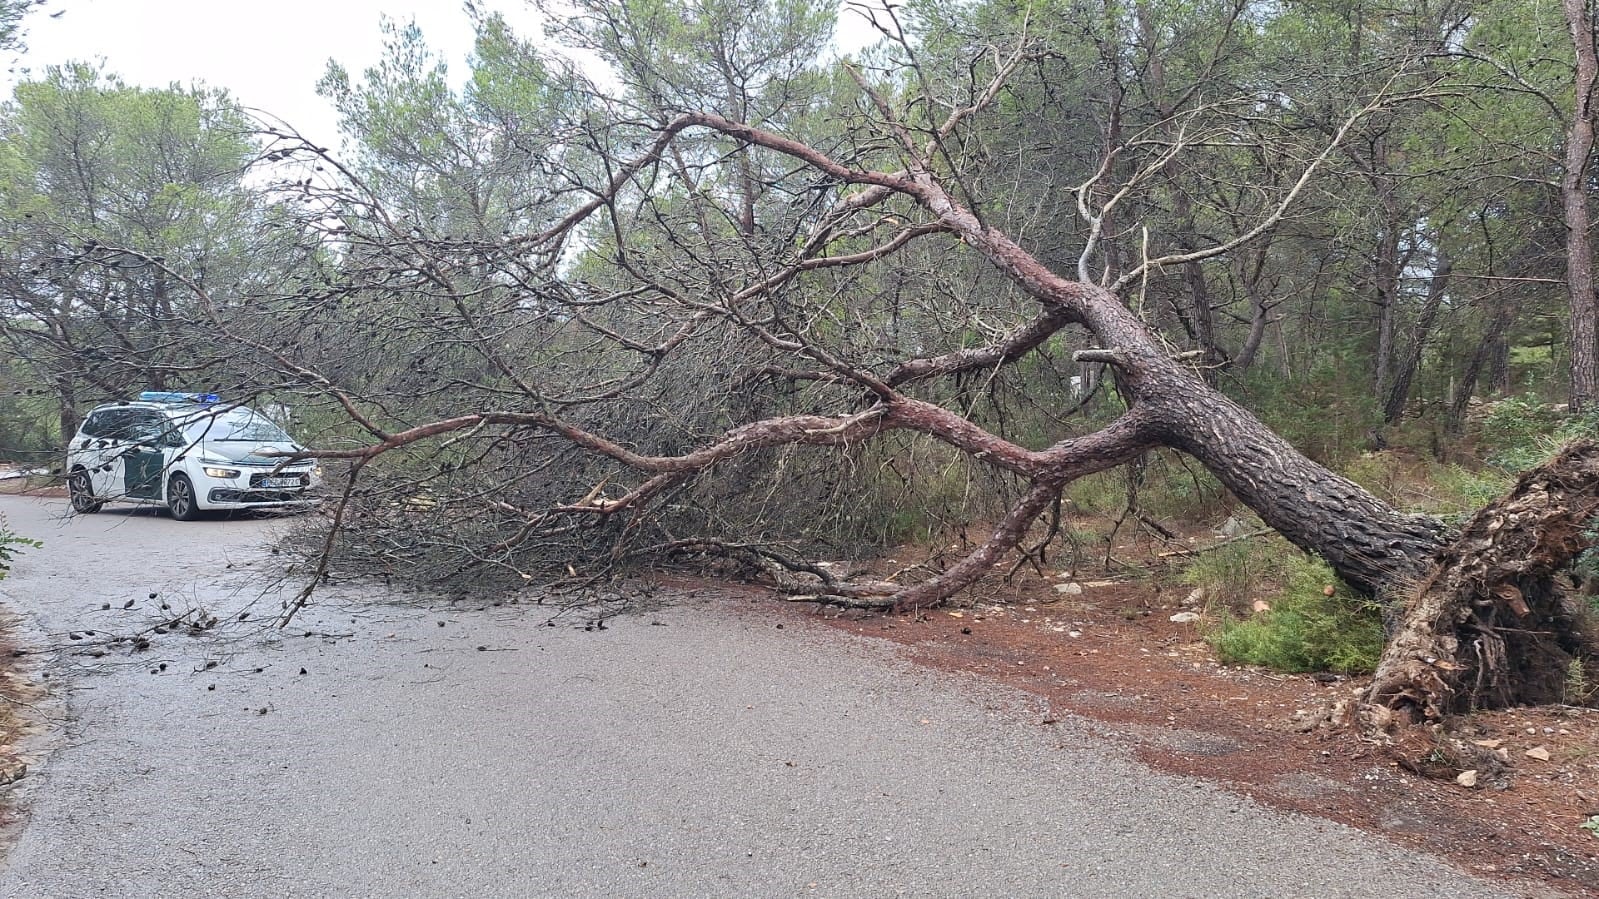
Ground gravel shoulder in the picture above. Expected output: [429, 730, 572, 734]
[0, 495, 1546, 898]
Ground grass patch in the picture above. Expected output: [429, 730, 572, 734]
[1182, 540, 1385, 674]
[1177, 533, 1281, 613]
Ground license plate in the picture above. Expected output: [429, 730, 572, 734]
[260, 476, 300, 488]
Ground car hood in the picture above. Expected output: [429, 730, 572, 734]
[193, 441, 306, 466]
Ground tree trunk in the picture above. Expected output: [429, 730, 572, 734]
[1371, 168, 1404, 405]
[938, 199, 1451, 598]
[1233, 297, 1270, 375]
[1180, 242, 1225, 379]
[55, 381, 77, 448]
[1446, 296, 1516, 436]
[1563, 0, 1599, 413]
[1382, 248, 1451, 425]
[1488, 334, 1511, 394]
[1150, 365, 1448, 596]
[1231, 243, 1276, 375]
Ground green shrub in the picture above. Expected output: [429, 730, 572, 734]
[1338, 449, 1517, 520]
[1478, 394, 1599, 473]
[1064, 470, 1124, 518]
[1428, 464, 1512, 513]
[0, 519, 40, 581]
[1338, 453, 1405, 506]
[1205, 555, 1385, 674]
[1064, 451, 1232, 528]
[1139, 453, 1231, 523]
[0, 388, 59, 462]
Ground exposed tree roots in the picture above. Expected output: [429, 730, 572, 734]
[1360, 440, 1599, 737]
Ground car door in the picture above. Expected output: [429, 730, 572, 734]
[120, 411, 168, 501]
[80, 409, 131, 499]
[68, 410, 111, 494]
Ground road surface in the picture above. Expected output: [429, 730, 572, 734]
[0, 495, 1525, 897]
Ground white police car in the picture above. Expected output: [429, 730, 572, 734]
[65, 392, 320, 520]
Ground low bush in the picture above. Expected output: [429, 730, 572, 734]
[0, 517, 40, 582]
[1184, 542, 1386, 674]
[1478, 394, 1599, 473]
[1234, 364, 1378, 465]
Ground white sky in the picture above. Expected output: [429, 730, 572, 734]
[2, 1, 544, 148]
[2, 1, 884, 150]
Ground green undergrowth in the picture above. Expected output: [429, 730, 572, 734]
[0, 517, 40, 582]
[1478, 393, 1599, 473]
[1181, 539, 1385, 675]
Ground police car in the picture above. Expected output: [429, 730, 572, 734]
[65, 392, 320, 520]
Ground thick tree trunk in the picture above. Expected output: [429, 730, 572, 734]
[1147, 364, 1448, 596]
[912, 167, 1453, 600]
[1361, 441, 1599, 733]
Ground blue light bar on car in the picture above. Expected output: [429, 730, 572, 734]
[138, 391, 221, 404]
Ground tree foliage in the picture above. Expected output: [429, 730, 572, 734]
[0, 64, 270, 441]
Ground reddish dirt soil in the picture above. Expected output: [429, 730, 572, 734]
[785, 578, 1599, 897]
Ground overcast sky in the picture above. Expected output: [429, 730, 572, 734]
[1, 1, 544, 147]
[3, 1, 883, 150]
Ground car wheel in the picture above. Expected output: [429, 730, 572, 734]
[166, 473, 201, 521]
[68, 469, 103, 514]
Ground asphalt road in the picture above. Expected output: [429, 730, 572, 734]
[0, 495, 1523, 898]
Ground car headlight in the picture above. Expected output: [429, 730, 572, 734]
[202, 466, 241, 479]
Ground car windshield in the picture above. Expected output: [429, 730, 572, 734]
[179, 408, 293, 443]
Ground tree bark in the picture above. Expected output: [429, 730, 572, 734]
[1231, 243, 1276, 375]
[1146, 360, 1448, 596]
[1563, 0, 1599, 413]
[916, 179, 1451, 597]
